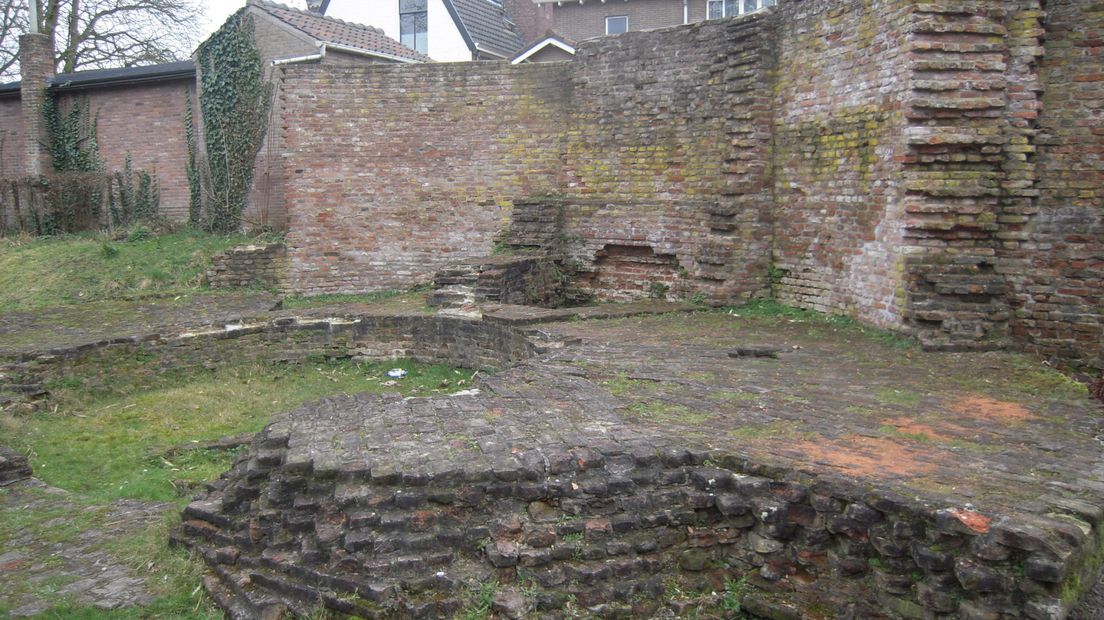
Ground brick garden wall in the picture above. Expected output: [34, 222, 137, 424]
[0, 98, 23, 178]
[1014, 0, 1104, 369]
[54, 79, 195, 222]
[0, 79, 195, 224]
[277, 61, 569, 296]
[771, 0, 912, 328]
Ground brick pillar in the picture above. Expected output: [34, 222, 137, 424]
[19, 33, 55, 176]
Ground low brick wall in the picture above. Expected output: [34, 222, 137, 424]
[1, 314, 542, 402]
[177, 382, 1104, 619]
[204, 243, 287, 290]
[428, 254, 564, 309]
[0, 446, 32, 485]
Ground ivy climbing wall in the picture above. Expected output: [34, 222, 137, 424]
[52, 83, 195, 222]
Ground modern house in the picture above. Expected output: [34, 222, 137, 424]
[511, 34, 576, 64]
[245, 0, 430, 66]
[316, 0, 534, 62]
[536, 0, 776, 41]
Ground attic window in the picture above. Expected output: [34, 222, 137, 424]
[605, 15, 628, 35]
[400, 0, 428, 54]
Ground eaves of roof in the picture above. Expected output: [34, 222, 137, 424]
[0, 60, 196, 99]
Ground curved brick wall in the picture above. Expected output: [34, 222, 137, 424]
[175, 359, 1104, 619]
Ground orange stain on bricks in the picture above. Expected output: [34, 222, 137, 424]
[951, 395, 1037, 424]
[788, 436, 939, 478]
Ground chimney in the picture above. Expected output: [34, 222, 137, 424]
[19, 32, 55, 176]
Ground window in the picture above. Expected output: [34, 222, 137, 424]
[707, 0, 774, 18]
[606, 15, 628, 35]
[400, 0, 428, 54]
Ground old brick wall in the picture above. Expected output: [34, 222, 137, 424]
[561, 15, 775, 303]
[54, 79, 195, 222]
[1013, 0, 1104, 369]
[278, 61, 569, 296]
[0, 97, 23, 178]
[205, 242, 287, 289]
[771, 0, 912, 328]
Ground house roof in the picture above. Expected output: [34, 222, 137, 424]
[250, 0, 430, 63]
[0, 60, 196, 98]
[446, 0, 524, 59]
[511, 34, 576, 64]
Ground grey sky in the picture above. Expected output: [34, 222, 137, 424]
[198, 0, 306, 38]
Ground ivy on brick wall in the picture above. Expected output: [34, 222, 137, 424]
[40, 97, 104, 232]
[183, 88, 202, 227]
[195, 10, 272, 234]
[43, 97, 102, 173]
[19, 98, 162, 236]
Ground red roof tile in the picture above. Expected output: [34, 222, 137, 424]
[252, 0, 430, 62]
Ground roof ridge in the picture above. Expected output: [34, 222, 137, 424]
[251, 0, 387, 36]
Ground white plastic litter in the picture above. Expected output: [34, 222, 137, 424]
[386, 368, 408, 379]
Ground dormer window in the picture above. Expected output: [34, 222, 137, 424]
[400, 0, 428, 54]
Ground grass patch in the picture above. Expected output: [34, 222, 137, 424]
[0, 229, 261, 312]
[725, 299, 916, 348]
[1, 356, 469, 617]
[5, 358, 468, 504]
[727, 420, 813, 441]
[877, 424, 999, 454]
[599, 375, 657, 398]
[458, 580, 498, 620]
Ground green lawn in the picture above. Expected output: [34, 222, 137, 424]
[0, 229, 264, 312]
[1, 358, 470, 618]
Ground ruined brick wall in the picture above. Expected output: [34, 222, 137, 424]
[562, 15, 775, 303]
[54, 79, 195, 223]
[1014, 0, 1104, 369]
[771, 0, 912, 328]
[205, 243, 287, 289]
[0, 98, 23, 178]
[898, 1, 1046, 350]
[278, 61, 569, 296]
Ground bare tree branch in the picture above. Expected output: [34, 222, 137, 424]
[0, 0, 201, 80]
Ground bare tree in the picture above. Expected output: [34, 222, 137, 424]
[1, 0, 202, 80]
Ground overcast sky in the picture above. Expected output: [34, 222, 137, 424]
[198, 0, 307, 39]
